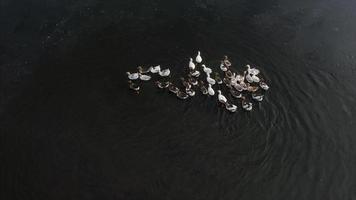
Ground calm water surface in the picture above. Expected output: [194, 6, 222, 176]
[1, 0, 356, 199]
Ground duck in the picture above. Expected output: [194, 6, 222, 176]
[199, 81, 208, 95]
[230, 89, 242, 98]
[202, 64, 212, 75]
[195, 51, 202, 63]
[139, 74, 151, 81]
[241, 97, 253, 111]
[217, 90, 227, 104]
[137, 66, 151, 74]
[225, 70, 234, 79]
[252, 93, 264, 102]
[168, 83, 179, 94]
[126, 72, 139, 80]
[214, 72, 223, 84]
[190, 70, 200, 77]
[186, 88, 196, 96]
[223, 56, 232, 67]
[207, 84, 215, 96]
[233, 82, 244, 92]
[247, 84, 259, 92]
[128, 80, 140, 92]
[155, 81, 170, 89]
[180, 77, 191, 89]
[206, 74, 216, 85]
[246, 64, 260, 76]
[189, 58, 195, 71]
[235, 71, 246, 83]
[188, 76, 198, 86]
[259, 79, 269, 90]
[245, 73, 260, 83]
[150, 65, 161, 74]
[225, 102, 237, 112]
[177, 90, 189, 100]
[220, 62, 228, 72]
[159, 68, 170, 77]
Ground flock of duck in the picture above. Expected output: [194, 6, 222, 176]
[126, 51, 270, 112]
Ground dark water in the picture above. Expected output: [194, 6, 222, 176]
[1, 0, 356, 199]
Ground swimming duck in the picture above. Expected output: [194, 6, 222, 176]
[259, 79, 269, 90]
[139, 74, 151, 81]
[246, 73, 260, 83]
[137, 66, 151, 74]
[225, 102, 237, 112]
[188, 76, 198, 86]
[128, 80, 140, 93]
[235, 71, 246, 83]
[225, 70, 234, 79]
[177, 90, 189, 100]
[233, 83, 244, 92]
[202, 64, 212, 75]
[246, 64, 260, 76]
[155, 81, 170, 89]
[252, 93, 264, 102]
[230, 89, 242, 98]
[217, 90, 227, 104]
[186, 88, 196, 96]
[206, 74, 216, 85]
[180, 77, 191, 89]
[126, 72, 139, 80]
[159, 68, 170, 77]
[208, 84, 215, 96]
[199, 81, 208, 95]
[150, 65, 161, 74]
[189, 58, 195, 71]
[220, 62, 228, 72]
[242, 97, 253, 111]
[223, 56, 232, 67]
[168, 83, 179, 94]
[190, 70, 200, 77]
[195, 51, 202, 63]
[214, 72, 223, 84]
[247, 84, 259, 92]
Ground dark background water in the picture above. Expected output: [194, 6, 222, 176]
[1, 0, 356, 199]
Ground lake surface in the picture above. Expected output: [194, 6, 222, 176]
[1, 0, 356, 199]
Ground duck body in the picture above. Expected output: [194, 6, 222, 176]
[150, 65, 161, 74]
[195, 51, 202, 63]
[190, 70, 200, 77]
[156, 81, 170, 89]
[126, 72, 139, 80]
[217, 90, 227, 104]
[260, 81, 269, 90]
[139, 74, 151, 81]
[177, 91, 189, 99]
[188, 77, 198, 86]
[128, 80, 140, 91]
[225, 102, 237, 112]
[206, 74, 216, 85]
[186, 88, 196, 96]
[189, 58, 195, 71]
[208, 84, 215, 96]
[230, 89, 242, 98]
[252, 93, 264, 102]
[242, 99, 253, 111]
[220, 62, 228, 72]
[159, 68, 170, 77]
[202, 64, 212, 75]
[168, 84, 179, 94]
[246, 65, 260, 76]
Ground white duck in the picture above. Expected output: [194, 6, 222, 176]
[245, 73, 259, 83]
[189, 58, 195, 71]
[252, 93, 264, 102]
[220, 62, 228, 72]
[246, 65, 260, 76]
[150, 65, 161, 73]
[242, 97, 253, 111]
[259, 80, 269, 90]
[225, 102, 237, 112]
[208, 84, 215, 96]
[202, 64, 212, 75]
[159, 68, 170, 77]
[139, 74, 151, 81]
[206, 74, 216, 85]
[195, 51, 202, 63]
[190, 70, 200, 77]
[217, 90, 227, 104]
[126, 72, 139, 80]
